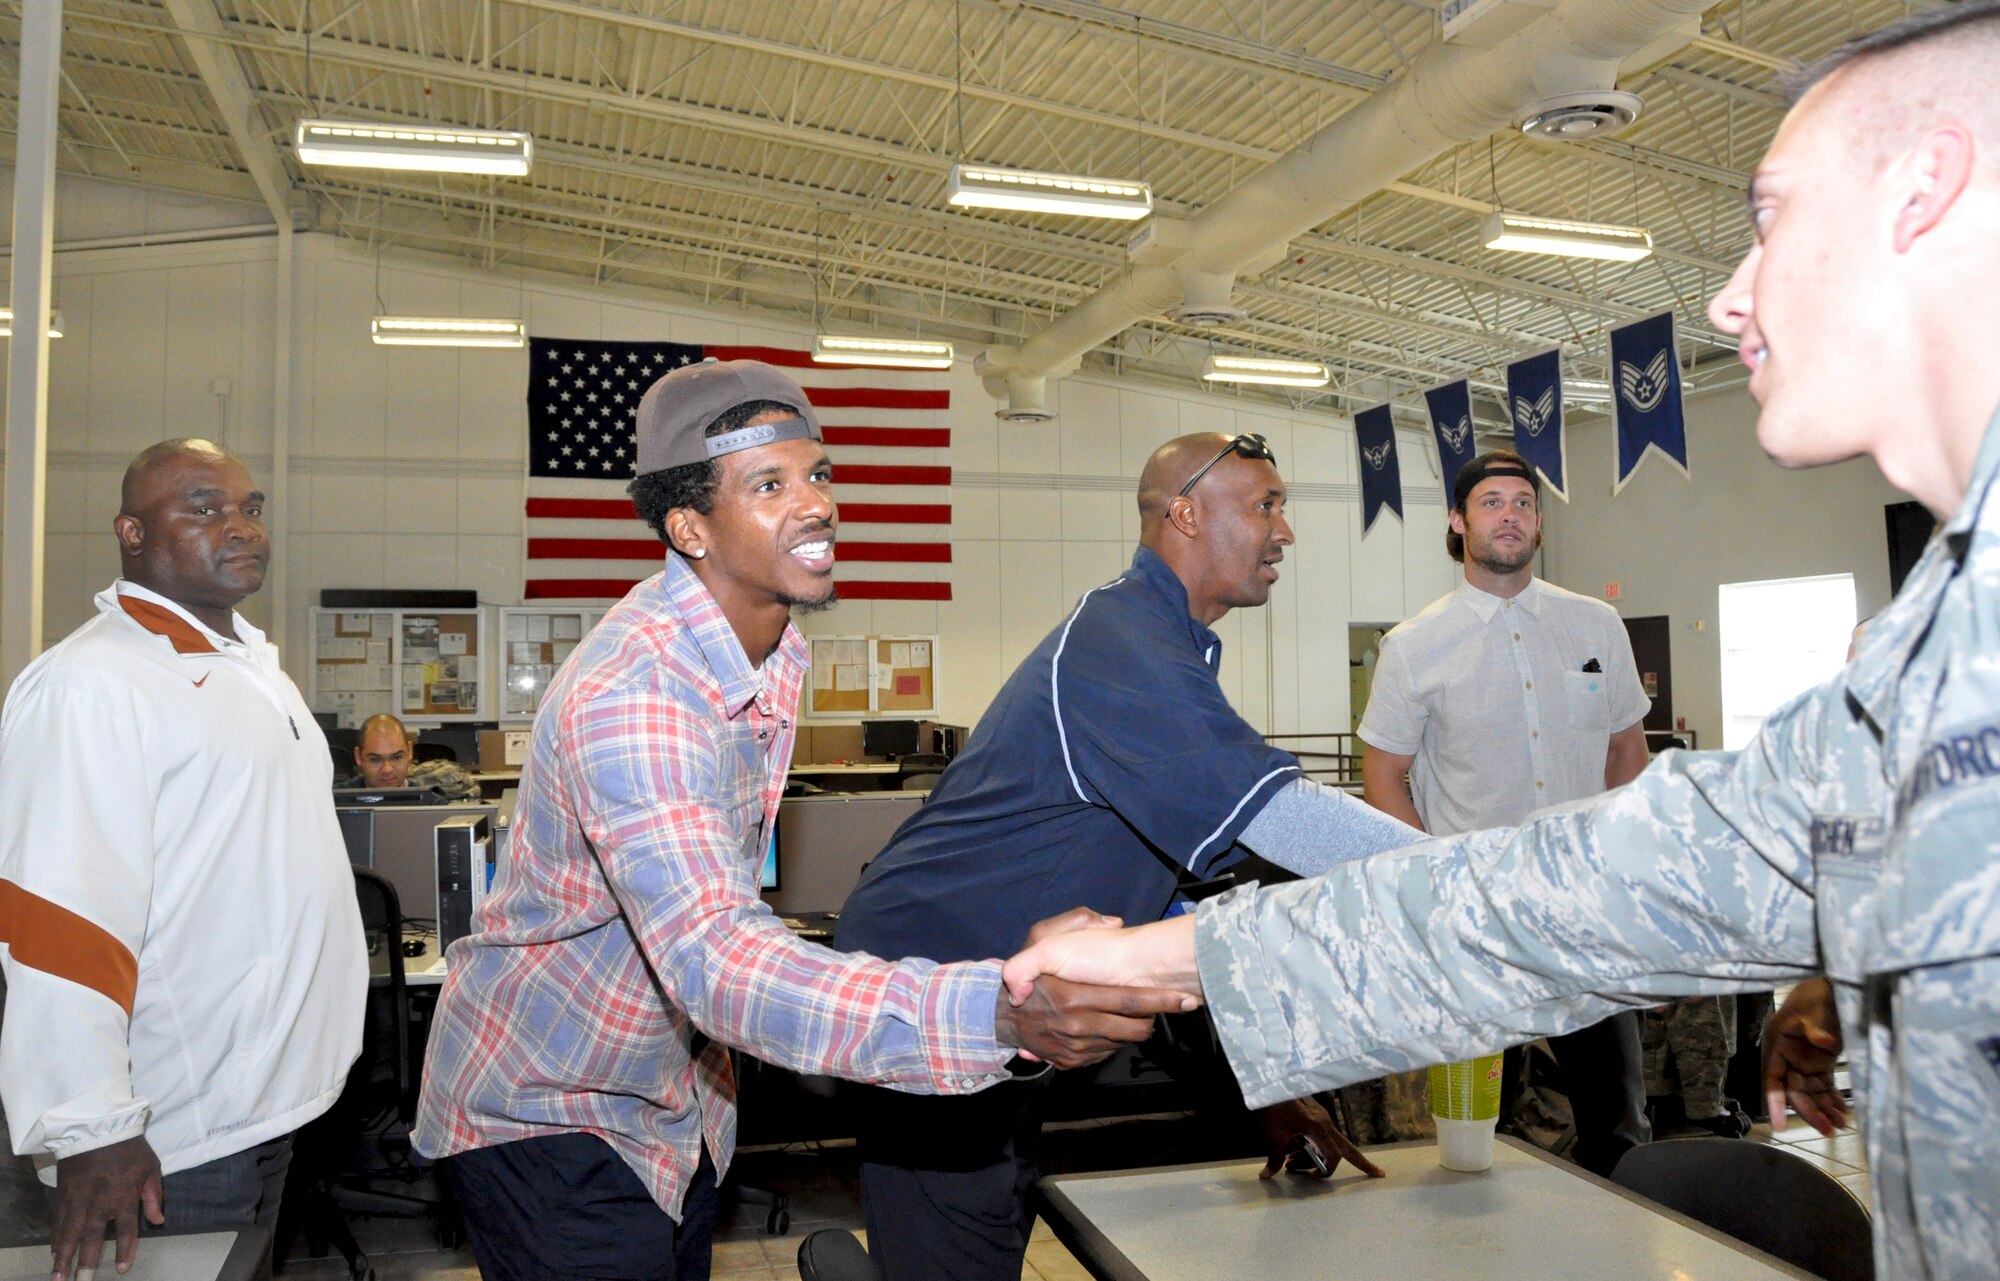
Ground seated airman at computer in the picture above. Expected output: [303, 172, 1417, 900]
[338, 712, 478, 801]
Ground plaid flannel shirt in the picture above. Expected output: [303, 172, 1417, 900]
[412, 555, 1013, 1217]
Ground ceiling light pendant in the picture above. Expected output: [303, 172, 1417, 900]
[947, 163, 1152, 220]
[296, 119, 534, 176]
[0, 307, 64, 338]
[812, 334, 954, 369]
[1201, 354, 1329, 388]
[371, 316, 526, 348]
[1481, 211, 1653, 262]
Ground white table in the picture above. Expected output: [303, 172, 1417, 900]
[1034, 1137, 1815, 1281]
[0, 1230, 265, 1281]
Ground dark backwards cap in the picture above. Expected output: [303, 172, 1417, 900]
[634, 358, 823, 477]
[1452, 450, 1540, 510]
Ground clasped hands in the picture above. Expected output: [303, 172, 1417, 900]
[991, 909, 1205, 1070]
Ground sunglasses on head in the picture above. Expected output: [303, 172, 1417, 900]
[1178, 433, 1276, 497]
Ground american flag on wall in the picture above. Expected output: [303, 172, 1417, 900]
[525, 340, 951, 601]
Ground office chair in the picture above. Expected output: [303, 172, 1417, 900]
[282, 869, 457, 1279]
[1610, 1138, 1874, 1281]
[411, 742, 459, 764]
[895, 753, 949, 793]
[796, 1228, 881, 1281]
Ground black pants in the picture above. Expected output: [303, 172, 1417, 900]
[1549, 1011, 1652, 1176]
[854, 1079, 1050, 1281]
[442, 1134, 718, 1281]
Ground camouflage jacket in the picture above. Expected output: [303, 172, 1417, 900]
[1198, 406, 2000, 1279]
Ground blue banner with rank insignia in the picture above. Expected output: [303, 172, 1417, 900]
[1506, 348, 1567, 502]
[1422, 378, 1478, 506]
[1610, 311, 1689, 494]
[1354, 403, 1402, 535]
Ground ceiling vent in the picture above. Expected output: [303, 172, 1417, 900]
[1164, 268, 1246, 328]
[1517, 90, 1644, 140]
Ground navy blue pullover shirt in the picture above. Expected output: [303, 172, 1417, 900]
[836, 546, 1301, 965]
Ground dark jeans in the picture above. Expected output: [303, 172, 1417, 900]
[1550, 1011, 1653, 1176]
[853, 1079, 1050, 1281]
[442, 1134, 718, 1281]
[43, 1135, 293, 1235]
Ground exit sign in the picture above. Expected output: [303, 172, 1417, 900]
[1605, 582, 1622, 600]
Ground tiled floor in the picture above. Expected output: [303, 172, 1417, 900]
[1759, 1114, 1873, 1209]
[276, 1109, 1872, 1280]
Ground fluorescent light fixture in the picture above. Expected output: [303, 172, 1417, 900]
[371, 316, 526, 348]
[811, 334, 954, 369]
[947, 163, 1152, 220]
[0, 307, 64, 338]
[296, 119, 533, 176]
[1482, 211, 1652, 262]
[1200, 354, 1329, 388]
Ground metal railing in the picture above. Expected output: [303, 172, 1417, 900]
[1262, 731, 1364, 791]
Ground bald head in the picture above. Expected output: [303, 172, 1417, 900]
[121, 438, 235, 517]
[354, 715, 416, 788]
[1134, 432, 1293, 626]
[1137, 434, 1238, 529]
[113, 437, 269, 633]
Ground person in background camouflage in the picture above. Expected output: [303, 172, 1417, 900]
[1640, 997, 1748, 1138]
[1004, 7, 2000, 1277]
[337, 712, 480, 801]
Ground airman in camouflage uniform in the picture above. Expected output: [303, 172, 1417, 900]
[1639, 996, 1744, 1135]
[1004, 9, 2000, 1276]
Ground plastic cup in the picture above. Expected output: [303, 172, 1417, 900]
[1428, 1053, 1504, 1172]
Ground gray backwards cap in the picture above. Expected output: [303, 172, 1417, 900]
[634, 358, 823, 477]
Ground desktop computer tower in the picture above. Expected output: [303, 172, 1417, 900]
[336, 803, 498, 944]
[434, 813, 492, 950]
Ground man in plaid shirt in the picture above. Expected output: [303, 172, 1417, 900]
[413, 359, 1190, 1281]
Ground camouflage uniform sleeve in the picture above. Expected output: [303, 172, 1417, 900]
[1196, 680, 1835, 1111]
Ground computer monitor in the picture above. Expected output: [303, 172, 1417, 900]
[334, 786, 447, 806]
[861, 718, 922, 759]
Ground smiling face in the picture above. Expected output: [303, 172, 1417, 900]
[115, 444, 269, 630]
[1708, 76, 1906, 473]
[1184, 454, 1293, 621]
[669, 421, 838, 650]
[1451, 475, 1541, 579]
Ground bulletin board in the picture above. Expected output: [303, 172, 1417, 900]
[497, 607, 602, 721]
[309, 609, 398, 725]
[308, 607, 489, 725]
[806, 634, 937, 719]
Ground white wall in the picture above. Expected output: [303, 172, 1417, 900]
[1540, 387, 1909, 750]
[7, 229, 1458, 739]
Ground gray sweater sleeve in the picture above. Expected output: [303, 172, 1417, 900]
[1237, 776, 1426, 876]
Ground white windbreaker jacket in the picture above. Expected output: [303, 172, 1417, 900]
[0, 582, 365, 1179]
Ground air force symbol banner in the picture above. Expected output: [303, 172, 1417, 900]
[1505, 349, 1568, 502]
[1422, 379, 1478, 505]
[1354, 403, 1403, 535]
[1610, 311, 1689, 494]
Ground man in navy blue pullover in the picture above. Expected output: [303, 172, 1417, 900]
[837, 431, 1422, 1281]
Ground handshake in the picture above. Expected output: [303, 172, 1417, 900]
[990, 908, 1207, 1070]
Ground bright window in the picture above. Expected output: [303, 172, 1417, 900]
[1718, 574, 1857, 750]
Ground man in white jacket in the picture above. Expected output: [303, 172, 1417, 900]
[0, 439, 366, 1281]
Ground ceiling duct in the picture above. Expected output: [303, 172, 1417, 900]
[1164, 269, 1246, 328]
[980, 0, 1709, 403]
[975, 350, 1076, 422]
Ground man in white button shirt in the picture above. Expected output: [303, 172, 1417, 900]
[0, 439, 365, 1281]
[1356, 449, 1652, 1174]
